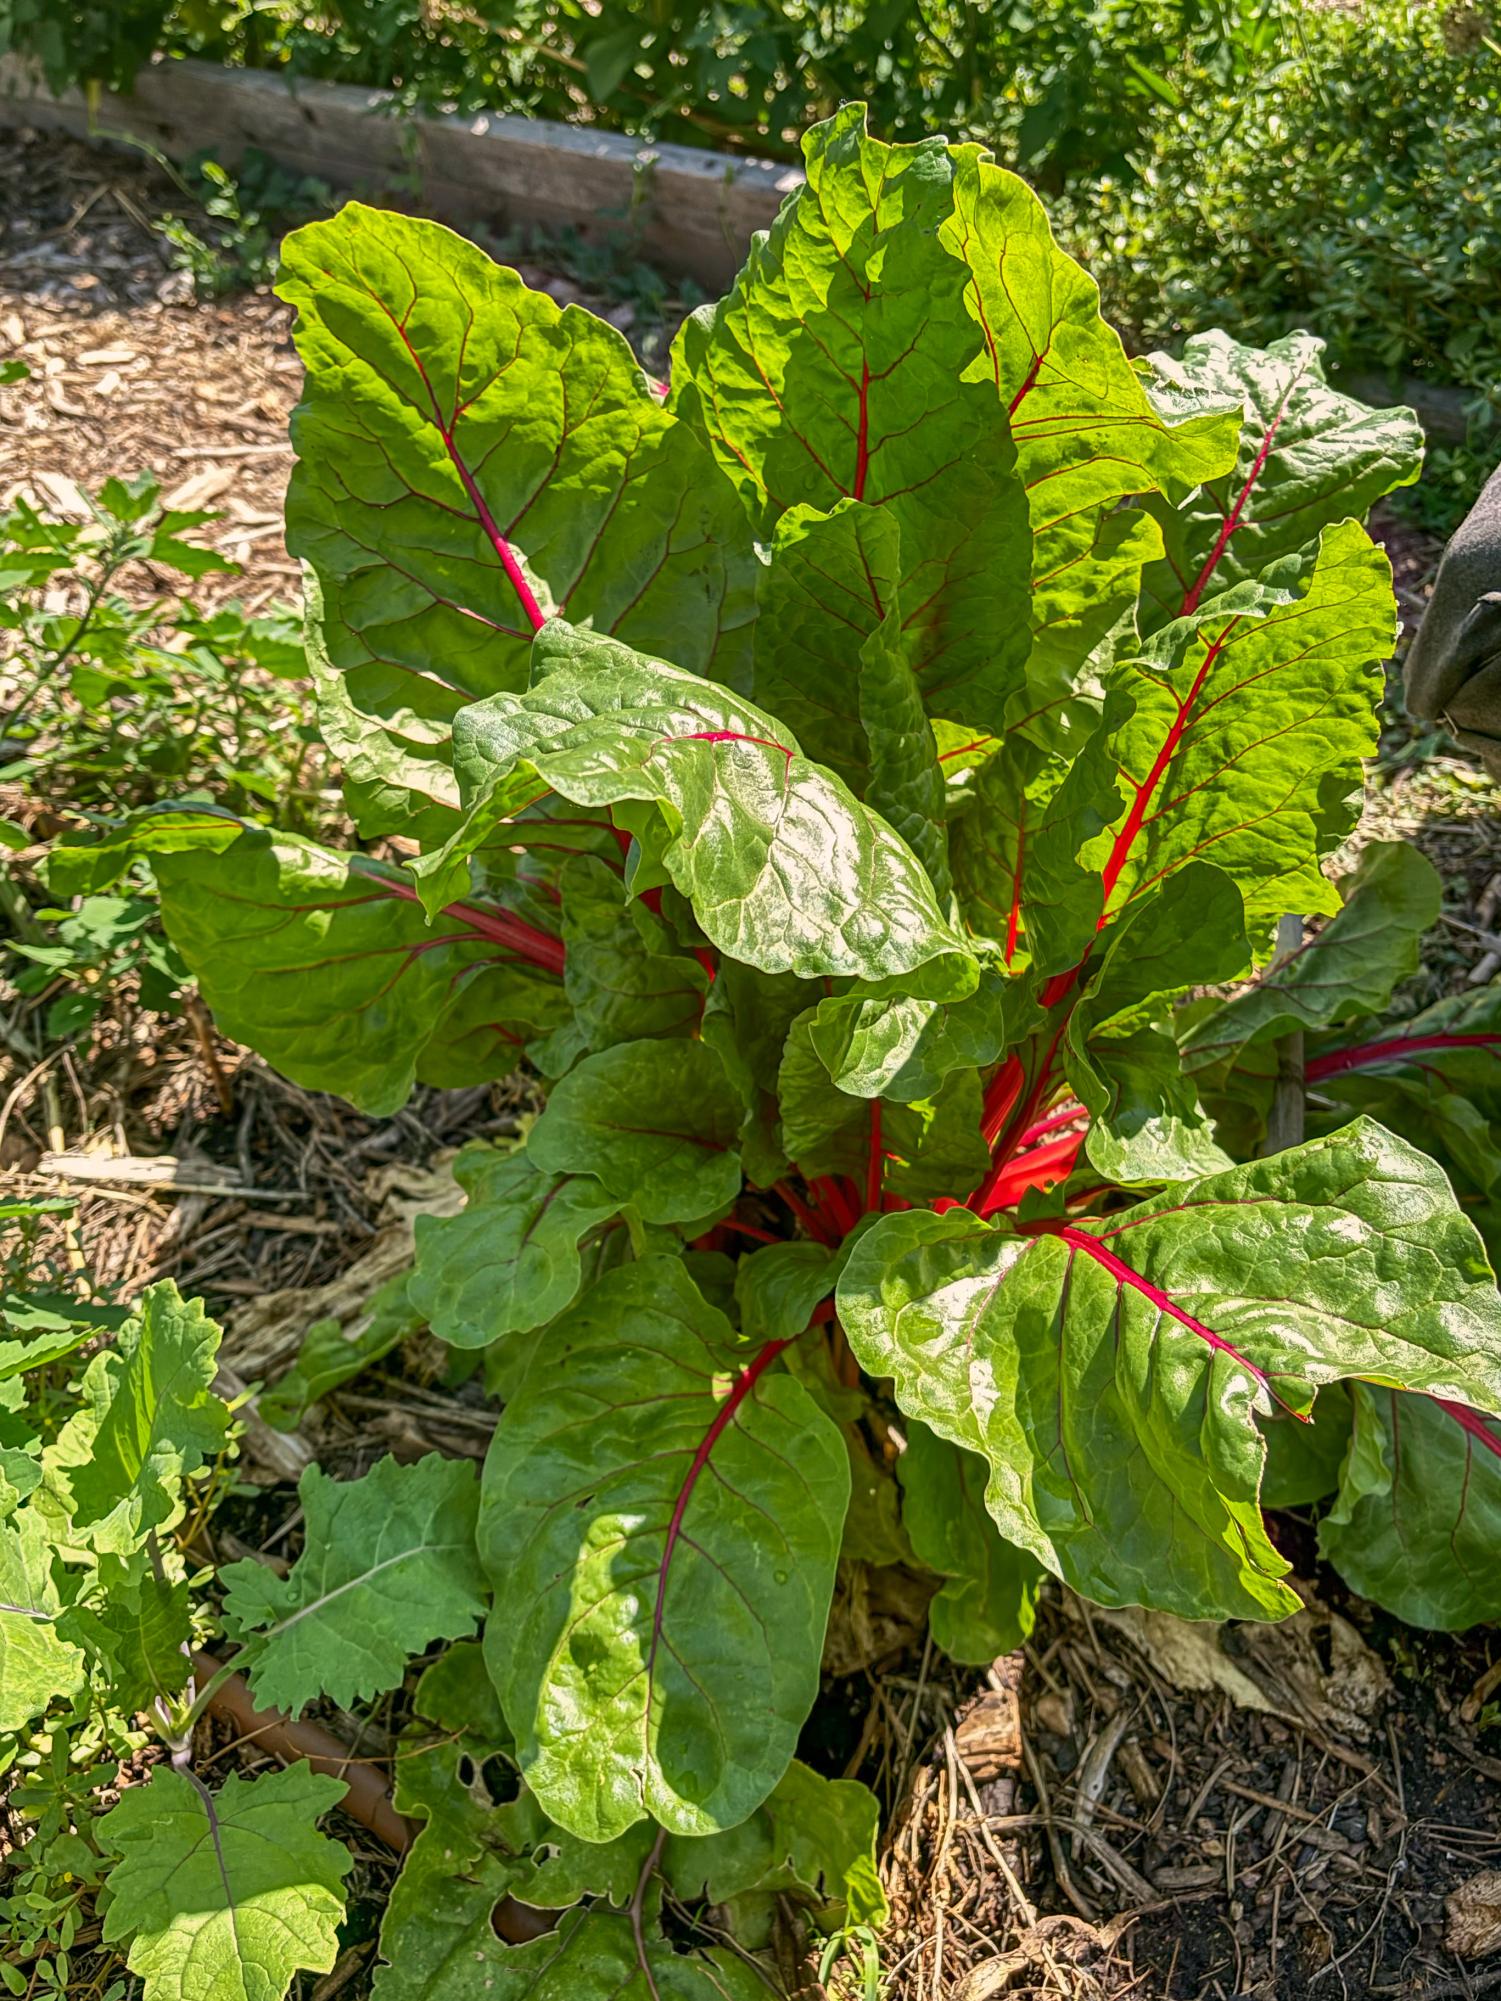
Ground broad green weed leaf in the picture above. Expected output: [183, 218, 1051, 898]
[424, 623, 974, 987]
[221, 1453, 488, 1711]
[527, 1038, 742, 1225]
[1320, 1388, 1501, 1630]
[839, 1120, 1501, 1621]
[671, 105, 1032, 732]
[0, 1507, 85, 1730]
[99, 1763, 351, 2001]
[898, 1421, 1044, 1664]
[479, 1257, 847, 1840]
[410, 1145, 619, 1348]
[280, 203, 754, 826]
[1087, 520, 1396, 942]
[54, 1282, 227, 1555]
[59, 1556, 192, 1713]
[942, 151, 1241, 711]
[1137, 331, 1424, 631]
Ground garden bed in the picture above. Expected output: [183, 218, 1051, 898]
[4, 122, 1501, 2001]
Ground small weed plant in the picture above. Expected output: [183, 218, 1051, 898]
[7, 108, 1501, 2000]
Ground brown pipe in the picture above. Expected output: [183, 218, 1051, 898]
[191, 1649, 555, 1944]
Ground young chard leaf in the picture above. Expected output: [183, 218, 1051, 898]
[423, 623, 975, 987]
[1320, 1387, 1501, 1630]
[220, 1453, 488, 1711]
[410, 1145, 619, 1348]
[898, 1421, 1044, 1664]
[99, 1764, 351, 2001]
[478, 1257, 848, 1840]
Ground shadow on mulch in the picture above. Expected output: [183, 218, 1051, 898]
[840, 1562, 1500, 2001]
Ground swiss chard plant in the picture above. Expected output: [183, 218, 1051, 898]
[14, 102, 1501, 1998]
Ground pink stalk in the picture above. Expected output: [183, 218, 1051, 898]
[1434, 1397, 1501, 1463]
[1307, 1031, 1501, 1083]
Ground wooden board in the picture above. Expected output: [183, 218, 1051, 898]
[0, 55, 800, 289]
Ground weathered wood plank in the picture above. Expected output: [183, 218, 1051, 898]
[0, 55, 800, 288]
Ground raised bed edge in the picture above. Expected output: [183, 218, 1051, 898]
[0, 54, 802, 291]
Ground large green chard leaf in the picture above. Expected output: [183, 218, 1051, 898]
[1137, 330, 1423, 631]
[48, 1282, 228, 1556]
[527, 1037, 743, 1225]
[1085, 519, 1395, 942]
[100, 1764, 351, 2001]
[670, 104, 1032, 733]
[150, 823, 565, 1116]
[280, 203, 754, 828]
[838, 1119, 1501, 1621]
[941, 151, 1241, 713]
[410, 1145, 619, 1350]
[898, 1421, 1044, 1664]
[1181, 840, 1442, 1149]
[753, 500, 950, 896]
[0, 1506, 86, 1731]
[1319, 1387, 1501, 1630]
[478, 1257, 848, 1840]
[220, 1453, 488, 1711]
[422, 623, 975, 987]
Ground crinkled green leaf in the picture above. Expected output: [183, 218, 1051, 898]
[279, 203, 754, 828]
[1260, 1385, 1352, 1509]
[0, 1507, 85, 1730]
[54, 1281, 228, 1555]
[259, 1270, 423, 1431]
[1181, 840, 1442, 1122]
[700, 958, 810, 1185]
[478, 1257, 848, 1840]
[221, 1452, 488, 1712]
[839, 1119, 1501, 1622]
[99, 1764, 350, 2001]
[422, 623, 973, 989]
[1137, 331, 1423, 632]
[1320, 1387, 1501, 1631]
[59, 1555, 192, 1713]
[527, 1038, 742, 1226]
[754, 500, 949, 895]
[410, 1145, 619, 1350]
[1086, 520, 1395, 942]
[941, 150, 1241, 710]
[671, 105, 1032, 733]
[898, 1421, 1044, 1664]
[535, 854, 708, 1073]
[148, 823, 563, 1115]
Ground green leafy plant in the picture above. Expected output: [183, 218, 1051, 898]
[18, 104, 1501, 1997]
[0, 459, 320, 1045]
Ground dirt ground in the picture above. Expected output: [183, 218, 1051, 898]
[3, 127, 1500, 2001]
